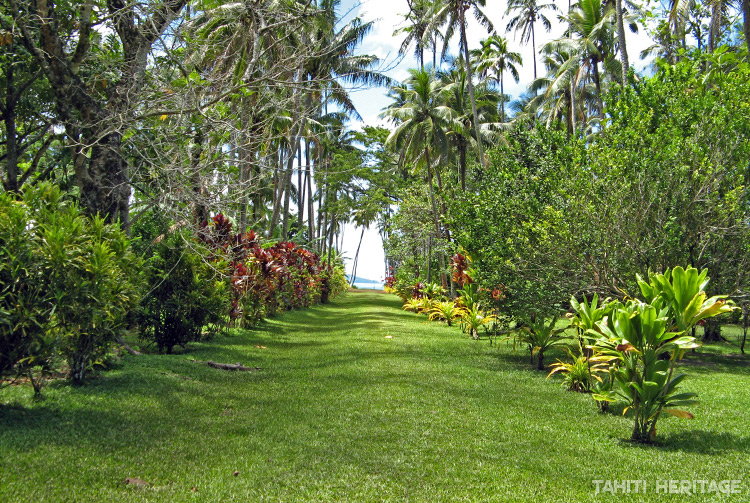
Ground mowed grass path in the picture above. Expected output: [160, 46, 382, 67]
[1, 290, 749, 502]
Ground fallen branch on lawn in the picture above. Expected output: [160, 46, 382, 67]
[191, 359, 261, 371]
[116, 335, 142, 355]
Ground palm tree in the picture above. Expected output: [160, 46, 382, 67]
[505, 0, 558, 80]
[395, 0, 433, 70]
[440, 65, 499, 190]
[707, 0, 737, 53]
[615, 0, 628, 83]
[471, 34, 523, 121]
[380, 69, 458, 286]
[565, 0, 617, 115]
[527, 43, 599, 135]
[426, 0, 493, 167]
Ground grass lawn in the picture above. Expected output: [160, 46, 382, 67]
[1, 290, 749, 502]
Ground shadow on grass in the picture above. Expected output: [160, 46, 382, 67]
[619, 430, 750, 454]
[678, 352, 750, 377]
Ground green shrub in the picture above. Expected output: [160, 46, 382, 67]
[320, 253, 349, 303]
[0, 189, 54, 388]
[0, 184, 141, 387]
[137, 229, 228, 354]
[580, 266, 735, 442]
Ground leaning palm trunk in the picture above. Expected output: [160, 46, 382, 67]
[616, 0, 629, 84]
[708, 0, 723, 53]
[459, 4, 486, 169]
[424, 149, 448, 289]
[306, 141, 315, 244]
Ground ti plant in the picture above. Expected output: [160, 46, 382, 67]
[428, 301, 464, 327]
[506, 316, 569, 370]
[422, 282, 447, 301]
[636, 266, 733, 333]
[568, 293, 616, 347]
[457, 283, 481, 312]
[583, 266, 735, 443]
[460, 304, 497, 340]
[547, 353, 614, 393]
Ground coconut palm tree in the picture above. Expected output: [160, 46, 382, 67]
[394, 0, 433, 70]
[471, 34, 523, 121]
[564, 0, 617, 115]
[440, 65, 500, 190]
[505, 0, 558, 80]
[381, 69, 459, 286]
[527, 43, 599, 135]
[426, 0, 494, 167]
[707, 0, 738, 52]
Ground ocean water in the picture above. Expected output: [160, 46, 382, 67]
[352, 282, 385, 290]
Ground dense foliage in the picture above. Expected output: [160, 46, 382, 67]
[450, 55, 750, 322]
[133, 212, 348, 353]
[136, 225, 228, 354]
[0, 184, 141, 386]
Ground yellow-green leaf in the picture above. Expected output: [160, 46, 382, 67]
[663, 408, 694, 419]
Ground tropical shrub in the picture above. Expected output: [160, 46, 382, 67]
[547, 354, 613, 393]
[198, 214, 337, 323]
[0, 184, 141, 386]
[456, 283, 481, 312]
[450, 252, 472, 288]
[402, 298, 423, 313]
[508, 316, 568, 370]
[421, 282, 446, 300]
[320, 251, 348, 303]
[460, 305, 497, 340]
[451, 55, 750, 323]
[0, 187, 56, 389]
[137, 230, 228, 354]
[428, 301, 464, 326]
[51, 216, 142, 383]
[580, 266, 735, 442]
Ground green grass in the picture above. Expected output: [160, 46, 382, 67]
[1, 290, 749, 502]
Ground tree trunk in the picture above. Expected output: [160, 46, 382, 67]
[350, 227, 365, 286]
[281, 138, 296, 239]
[499, 70, 505, 122]
[237, 102, 250, 233]
[458, 141, 467, 192]
[743, 0, 750, 52]
[702, 317, 722, 342]
[459, 4, 486, 168]
[708, 1, 723, 53]
[297, 142, 304, 236]
[536, 350, 545, 370]
[424, 148, 447, 288]
[569, 11, 576, 135]
[78, 131, 131, 230]
[616, 0, 629, 85]
[268, 147, 285, 236]
[190, 124, 208, 224]
[592, 57, 604, 116]
[570, 79, 576, 136]
[741, 303, 747, 354]
[306, 141, 315, 245]
[531, 22, 537, 80]
[327, 215, 336, 265]
[320, 182, 329, 255]
[4, 70, 19, 193]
